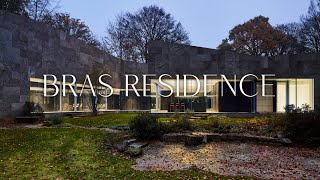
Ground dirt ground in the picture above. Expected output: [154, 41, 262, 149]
[132, 142, 320, 179]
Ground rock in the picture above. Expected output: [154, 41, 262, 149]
[277, 132, 284, 139]
[128, 146, 142, 157]
[115, 143, 127, 152]
[206, 133, 223, 142]
[124, 139, 137, 145]
[102, 142, 113, 150]
[112, 125, 130, 131]
[162, 133, 187, 142]
[278, 138, 292, 145]
[185, 135, 204, 146]
[129, 142, 148, 149]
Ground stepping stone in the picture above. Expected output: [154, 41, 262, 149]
[129, 142, 148, 149]
[125, 139, 137, 145]
[112, 125, 130, 131]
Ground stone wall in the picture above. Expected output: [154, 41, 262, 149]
[148, 40, 320, 108]
[0, 12, 147, 117]
[1, 11, 320, 117]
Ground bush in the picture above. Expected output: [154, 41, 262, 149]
[22, 101, 43, 116]
[282, 109, 320, 147]
[175, 115, 193, 131]
[129, 114, 161, 140]
[208, 115, 220, 128]
[46, 116, 64, 126]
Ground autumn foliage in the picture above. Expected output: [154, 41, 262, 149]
[219, 16, 293, 56]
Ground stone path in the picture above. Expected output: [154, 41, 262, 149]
[132, 142, 320, 179]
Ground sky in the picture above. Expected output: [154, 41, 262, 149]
[58, 0, 311, 49]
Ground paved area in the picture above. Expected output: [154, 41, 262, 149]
[132, 142, 320, 179]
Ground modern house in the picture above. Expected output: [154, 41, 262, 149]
[0, 12, 319, 118]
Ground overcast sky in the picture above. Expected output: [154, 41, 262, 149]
[58, 0, 310, 49]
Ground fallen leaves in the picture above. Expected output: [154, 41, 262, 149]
[133, 141, 320, 179]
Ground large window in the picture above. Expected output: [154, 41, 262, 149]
[30, 78, 120, 112]
[276, 79, 314, 112]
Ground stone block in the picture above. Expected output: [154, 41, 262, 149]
[162, 133, 187, 142]
[184, 135, 203, 146]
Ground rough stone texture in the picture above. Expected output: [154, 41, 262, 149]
[1, 11, 320, 117]
[148, 41, 320, 109]
[0, 12, 147, 117]
[128, 146, 143, 157]
[162, 133, 188, 142]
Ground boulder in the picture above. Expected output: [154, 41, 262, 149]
[128, 146, 142, 157]
[115, 143, 127, 152]
[124, 139, 137, 145]
[185, 135, 204, 146]
[129, 142, 148, 149]
[277, 138, 292, 145]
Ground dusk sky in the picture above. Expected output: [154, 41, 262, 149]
[59, 0, 310, 49]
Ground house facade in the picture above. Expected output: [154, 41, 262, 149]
[0, 12, 320, 118]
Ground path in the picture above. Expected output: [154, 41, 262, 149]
[133, 142, 320, 179]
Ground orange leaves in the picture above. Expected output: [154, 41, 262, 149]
[227, 16, 290, 56]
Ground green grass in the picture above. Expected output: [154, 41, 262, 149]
[0, 128, 250, 179]
[158, 117, 175, 122]
[64, 113, 137, 127]
[192, 117, 256, 127]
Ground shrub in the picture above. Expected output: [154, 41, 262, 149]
[282, 108, 320, 147]
[129, 114, 161, 140]
[159, 122, 176, 134]
[208, 115, 220, 128]
[175, 115, 193, 131]
[170, 112, 181, 119]
[22, 101, 43, 116]
[46, 116, 64, 126]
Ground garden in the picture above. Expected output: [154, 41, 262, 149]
[1, 105, 320, 179]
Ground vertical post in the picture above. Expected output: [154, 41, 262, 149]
[59, 83, 62, 112]
[156, 83, 159, 111]
[74, 84, 77, 112]
[312, 79, 315, 110]
[105, 91, 108, 111]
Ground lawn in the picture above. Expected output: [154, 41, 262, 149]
[0, 128, 249, 179]
[64, 113, 137, 127]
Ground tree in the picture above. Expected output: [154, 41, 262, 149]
[103, 14, 137, 61]
[300, 0, 320, 52]
[0, 0, 27, 15]
[276, 23, 306, 54]
[0, 0, 59, 20]
[218, 16, 294, 56]
[104, 5, 190, 63]
[217, 38, 232, 51]
[42, 13, 100, 47]
[25, 0, 60, 20]
[82, 64, 109, 116]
